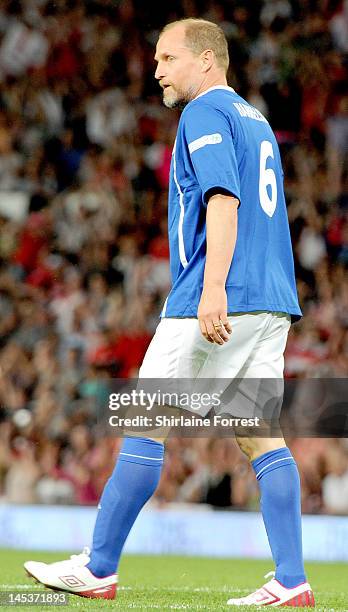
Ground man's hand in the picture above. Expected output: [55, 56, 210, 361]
[198, 283, 232, 344]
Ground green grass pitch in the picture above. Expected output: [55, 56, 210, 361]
[0, 550, 347, 610]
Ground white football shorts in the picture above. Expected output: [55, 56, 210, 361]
[138, 311, 291, 418]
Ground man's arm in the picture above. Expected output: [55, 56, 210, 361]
[198, 193, 239, 344]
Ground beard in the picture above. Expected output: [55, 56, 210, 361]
[162, 84, 195, 109]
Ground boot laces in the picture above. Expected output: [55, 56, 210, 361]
[69, 546, 91, 566]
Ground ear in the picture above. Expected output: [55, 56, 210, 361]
[200, 49, 214, 73]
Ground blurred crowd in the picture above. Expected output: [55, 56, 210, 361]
[0, 0, 347, 513]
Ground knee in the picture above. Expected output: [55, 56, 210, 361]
[235, 435, 286, 462]
[123, 404, 182, 443]
[235, 436, 258, 460]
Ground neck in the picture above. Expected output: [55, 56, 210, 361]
[193, 74, 228, 99]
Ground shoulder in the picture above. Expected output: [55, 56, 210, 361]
[184, 90, 230, 114]
[181, 97, 232, 129]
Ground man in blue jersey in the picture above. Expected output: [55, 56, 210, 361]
[24, 19, 315, 607]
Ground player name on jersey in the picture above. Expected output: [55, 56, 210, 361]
[232, 102, 267, 122]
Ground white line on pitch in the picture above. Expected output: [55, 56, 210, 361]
[118, 586, 249, 593]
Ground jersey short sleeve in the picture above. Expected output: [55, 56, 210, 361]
[182, 102, 241, 205]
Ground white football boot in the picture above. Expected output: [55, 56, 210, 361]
[24, 547, 117, 599]
[227, 574, 315, 607]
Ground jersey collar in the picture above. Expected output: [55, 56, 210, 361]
[193, 85, 235, 101]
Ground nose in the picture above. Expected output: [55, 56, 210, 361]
[155, 61, 165, 81]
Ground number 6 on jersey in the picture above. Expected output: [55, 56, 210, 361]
[259, 140, 277, 217]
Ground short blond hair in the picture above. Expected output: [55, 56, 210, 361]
[161, 18, 229, 73]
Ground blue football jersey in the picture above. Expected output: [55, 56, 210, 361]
[161, 85, 302, 321]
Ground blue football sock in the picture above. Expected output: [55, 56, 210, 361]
[252, 447, 306, 589]
[87, 436, 164, 577]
